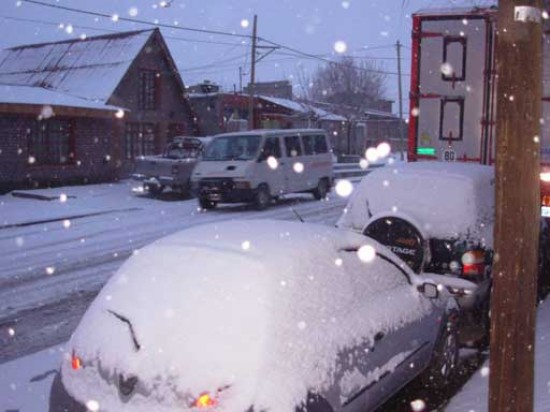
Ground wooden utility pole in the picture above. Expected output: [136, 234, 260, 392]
[396, 40, 405, 160]
[248, 15, 258, 130]
[490, 1, 542, 411]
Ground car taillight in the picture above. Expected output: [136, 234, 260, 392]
[193, 392, 217, 408]
[71, 350, 82, 370]
[461, 250, 486, 276]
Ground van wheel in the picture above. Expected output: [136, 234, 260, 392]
[312, 179, 329, 200]
[199, 196, 217, 210]
[254, 184, 271, 210]
[295, 394, 334, 412]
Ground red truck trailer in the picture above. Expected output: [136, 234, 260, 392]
[407, 6, 550, 220]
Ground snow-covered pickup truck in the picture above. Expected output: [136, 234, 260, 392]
[131, 137, 206, 197]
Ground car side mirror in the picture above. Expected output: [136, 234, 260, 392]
[418, 282, 439, 299]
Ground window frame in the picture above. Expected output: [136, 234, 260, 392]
[442, 36, 467, 82]
[138, 70, 159, 110]
[439, 97, 465, 141]
[27, 118, 75, 165]
[125, 122, 157, 159]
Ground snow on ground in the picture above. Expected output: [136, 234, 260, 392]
[0, 345, 64, 412]
[446, 298, 550, 411]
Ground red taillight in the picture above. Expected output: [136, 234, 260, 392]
[71, 351, 82, 370]
[461, 250, 486, 276]
[194, 392, 217, 408]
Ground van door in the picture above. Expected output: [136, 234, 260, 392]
[283, 134, 306, 192]
[256, 136, 286, 196]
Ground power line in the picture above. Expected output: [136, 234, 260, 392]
[19, 0, 252, 40]
[0, 14, 250, 48]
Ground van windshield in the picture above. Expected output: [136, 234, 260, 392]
[202, 135, 262, 161]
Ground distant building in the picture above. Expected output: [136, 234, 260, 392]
[244, 80, 293, 99]
[0, 28, 195, 192]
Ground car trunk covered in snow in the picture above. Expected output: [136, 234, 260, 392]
[337, 162, 495, 246]
[61, 220, 435, 412]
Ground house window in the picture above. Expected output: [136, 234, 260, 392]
[138, 70, 158, 110]
[439, 98, 464, 141]
[442, 37, 467, 82]
[125, 122, 156, 158]
[28, 119, 73, 164]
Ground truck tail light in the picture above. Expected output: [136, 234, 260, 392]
[461, 250, 486, 276]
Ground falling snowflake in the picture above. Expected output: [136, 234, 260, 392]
[267, 156, 278, 169]
[40, 105, 55, 119]
[297, 321, 307, 330]
[357, 245, 375, 263]
[376, 142, 391, 158]
[359, 159, 369, 170]
[28, 156, 36, 165]
[111, 14, 119, 22]
[342, 1, 350, 9]
[365, 147, 378, 162]
[240, 19, 250, 28]
[7, 327, 15, 337]
[62, 219, 71, 229]
[86, 400, 100, 412]
[115, 109, 125, 119]
[65, 24, 74, 34]
[59, 193, 68, 203]
[45, 266, 55, 275]
[440, 62, 454, 77]
[334, 40, 347, 54]
[481, 365, 490, 377]
[293, 162, 304, 173]
[15, 237, 24, 247]
[410, 399, 426, 411]
[335, 179, 353, 197]
[241, 240, 251, 251]
[411, 107, 420, 117]
[334, 258, 343, 266]
[128, 7, 139, 17]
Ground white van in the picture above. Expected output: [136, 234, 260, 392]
[190, 129, 334, 210]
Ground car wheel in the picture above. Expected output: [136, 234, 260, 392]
[146, 184, 164, 196]
[199, 196, 217, 210]
[422, 317, 459, 388]
[312, 178, 329, 200]
[295, 393, 334, 412]
[254, 184, 271, 210]
[49, 372, 86, 412]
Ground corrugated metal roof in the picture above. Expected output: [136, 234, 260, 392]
[0, 29, 154, 103]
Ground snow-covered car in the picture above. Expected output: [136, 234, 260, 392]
[337, 161, 550, 345]
[49, 220, 467, 412]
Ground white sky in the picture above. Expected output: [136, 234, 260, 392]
[0, 0, 496, 112]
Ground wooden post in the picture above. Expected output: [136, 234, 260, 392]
[490, 1, 542, 411]
[248, 15, 258, 130]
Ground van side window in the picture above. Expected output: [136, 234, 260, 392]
[302, 135, 315, 155]
[314, 135, 328, 153]
[259, 137, 282, 160]
[284, 135, 302, 157]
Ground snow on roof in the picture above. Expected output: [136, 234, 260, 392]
[337, 161, 495, 244]
[0, 84, 125, 112]
[0, 29, 154, 103]
[65, 219, 432, 411]
[414, 6, 497, 17]
[259, 95, 346, 121]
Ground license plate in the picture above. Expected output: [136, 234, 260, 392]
[207, 193, 221, 201]
[542, 206, 550, 217]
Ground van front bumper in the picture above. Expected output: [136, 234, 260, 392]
[194, 178, 256, 203]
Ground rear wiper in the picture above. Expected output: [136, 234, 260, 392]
[108, 310, 141, 352]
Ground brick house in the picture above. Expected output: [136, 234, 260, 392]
[0, 29, 195, 192]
